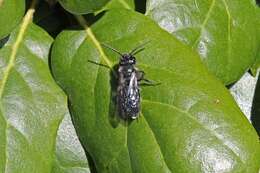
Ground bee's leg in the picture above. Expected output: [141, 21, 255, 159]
[137, 70, 160, 86]
[137, 113, 141, 122]
[137, 70, 145, 81]
[141, 78, 161, 85]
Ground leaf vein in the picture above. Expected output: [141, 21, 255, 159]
[0, 1, 36, 172]
[75, 16, 114, 70]
[126, 124, 134, 173]
[192, 0, 215, 47]
[222, 0, 232, 65]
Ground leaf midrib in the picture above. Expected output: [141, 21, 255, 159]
[192, 0, 216, 47]
[0, 0, 3, 8]
[0, 8, 35, 97]
[0, 2, 36, 172]
[221, 0, 232, 68]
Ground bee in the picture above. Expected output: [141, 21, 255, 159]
[102, 41, 153, 120]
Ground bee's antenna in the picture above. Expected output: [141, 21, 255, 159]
[101, 43, 123, 56]
[130, 40, 151, 56]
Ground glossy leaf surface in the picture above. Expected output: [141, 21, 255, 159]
[53, 112, 90, 173]
[0, 0, 25, 39]
[0, 23, 66, 173]
[51, 9, 260, 173]
[146, 0, 259, 85]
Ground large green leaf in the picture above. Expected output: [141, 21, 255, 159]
[0, 23, 67, 172]
[58, 0, 111, 14]
[51, 9, 260, 173]
[146, 0, 259, 85]
[52, 112, 90, 173]
[0, 0, 25, 39]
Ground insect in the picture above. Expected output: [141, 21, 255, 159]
[102, 41, 153, 120]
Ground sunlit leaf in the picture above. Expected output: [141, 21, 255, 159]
[146, 0, 259, 85]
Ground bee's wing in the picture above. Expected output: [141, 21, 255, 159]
[127, 72, 138, 96]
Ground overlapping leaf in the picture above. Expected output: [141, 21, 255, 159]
[58, 0, 110, 14]
[51, 9, 260, 173]
[0, 23, 67, 173]
[53, 112, 90, 173]
[0, 0, 25, 39]
[146, 0, 259, 85]
[100, 0, 135, 11]
[58, 0, 135, 14]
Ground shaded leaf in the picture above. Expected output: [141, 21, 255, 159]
[45, 0, 57, 6]
[0, 22, 66, 172]
[146, 0, 259, 85]
[0, 36, 9, 48]
[58, 0, 111, 14]
[33, 0, 70, 37]
[251, 74, 260, 136]
[52, 112, 90, 173]
[51, 9, 260, 173]
[0, 0, 25, 39]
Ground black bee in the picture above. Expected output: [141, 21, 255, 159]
[102, 42, 152, 120]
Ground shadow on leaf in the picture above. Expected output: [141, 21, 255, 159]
[251, 75, 260, 137]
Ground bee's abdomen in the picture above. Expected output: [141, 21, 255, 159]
[117, 83, 140, 119]
[117, 66, 140, 119]
[119, 87, 140, 119]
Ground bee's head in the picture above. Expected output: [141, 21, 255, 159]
[119, 54, 136, 66]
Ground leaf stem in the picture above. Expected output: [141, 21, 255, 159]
[0, 0, 37, 98]
[74, 15, 114, 70]
[0, 0, 3, 8]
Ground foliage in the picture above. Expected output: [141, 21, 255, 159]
[146, 0, 259, 85]
[0, 0, 259, 173]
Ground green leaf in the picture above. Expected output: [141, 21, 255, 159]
[0, 0, 25, 39]
[250, 7, 260, 76]
[95, 0, 135, 15]
[52, 112, 90, 173]
[251, 51, 260, 76]
[0, 23, 67, 172]
[146, 0, 259, 85]
[58, 0, 111, 14]
[51, 9, 260, 173]
[102, 0, 135, 10]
